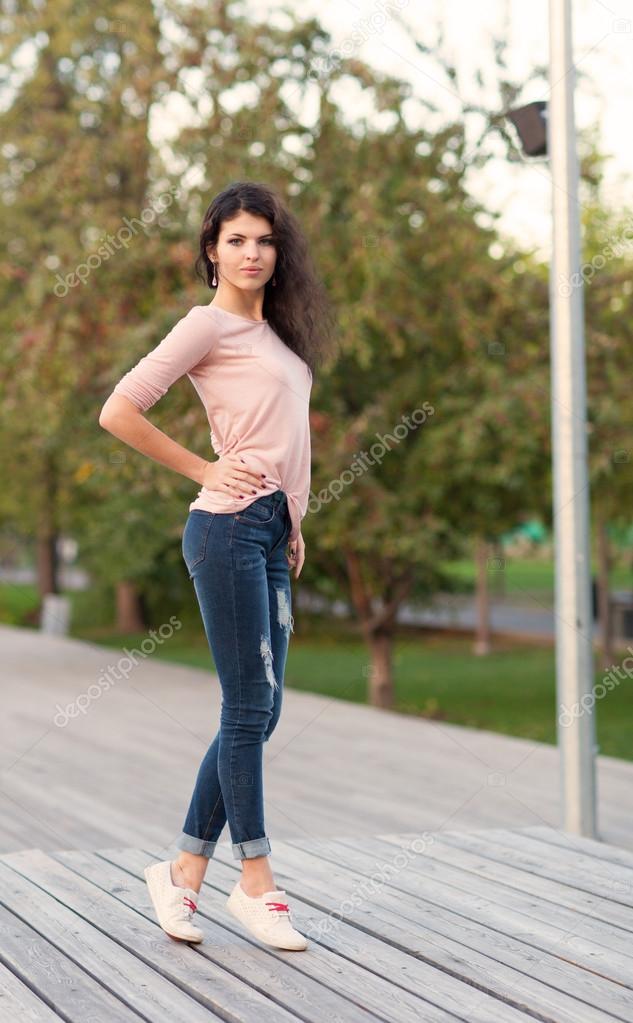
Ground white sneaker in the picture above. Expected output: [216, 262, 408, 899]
[143, 860, 204, 943]
[226, 879, 308, 950]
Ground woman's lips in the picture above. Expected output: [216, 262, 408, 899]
[241, 268, 262, 274]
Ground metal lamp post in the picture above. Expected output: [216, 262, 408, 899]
[547, 0, 597, 838]
[508, 0, 598, 837]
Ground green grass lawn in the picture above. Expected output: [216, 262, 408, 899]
[442, 557, 633, 604]
[0, 580, 41, 624]
[3, 579, 631, 761]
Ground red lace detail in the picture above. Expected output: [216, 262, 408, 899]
[183, 896, 197, 911]
[266, 900, 289, 912]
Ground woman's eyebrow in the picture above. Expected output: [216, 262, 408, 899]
[226, 232, 274, 239]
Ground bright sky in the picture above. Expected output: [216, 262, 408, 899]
[247, 0, 632, 259]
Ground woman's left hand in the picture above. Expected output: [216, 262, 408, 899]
[287, 531, 305, 579]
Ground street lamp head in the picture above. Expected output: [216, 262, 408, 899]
[506, 101, 548, 157]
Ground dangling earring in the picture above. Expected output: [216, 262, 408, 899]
[272, 273, 276, 287]
[211, 261, 217, 287]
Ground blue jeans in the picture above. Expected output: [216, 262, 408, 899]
[176, 489, 294, 861]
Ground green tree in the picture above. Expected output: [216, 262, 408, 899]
[0, 0, 165, 617]
[582, 194, 633, 665]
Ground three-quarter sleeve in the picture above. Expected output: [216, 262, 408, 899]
[111, 306, 217, 412]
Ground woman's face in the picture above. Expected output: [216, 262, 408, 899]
[207, 210, 277, 291]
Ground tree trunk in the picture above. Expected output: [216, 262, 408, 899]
[37, 524, 58, 595]
[493, 540, 505, 597]
[37, 456, 59, 596]
[116, 580, 145, 633]
[474, 534, 491, 655]
[366, 627, 395, 708]
[596, 516, 613, 669]
[344, 549, 413, 709]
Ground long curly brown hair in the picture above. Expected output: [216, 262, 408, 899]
[195, 181, 336, 378]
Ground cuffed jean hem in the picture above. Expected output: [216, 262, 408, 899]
[175, 832, 218, 858]
[232, 837, 272, 860]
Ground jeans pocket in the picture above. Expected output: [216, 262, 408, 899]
[182, 512, 215, 575]
[237, 497, 277, 526]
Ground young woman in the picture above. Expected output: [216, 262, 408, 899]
[99, 180, 333, 951]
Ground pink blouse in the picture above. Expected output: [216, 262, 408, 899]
[111, 303, 312, 542]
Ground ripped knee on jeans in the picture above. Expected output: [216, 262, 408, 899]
[275, 587, 294, 639]
[260, 634, 279, 692]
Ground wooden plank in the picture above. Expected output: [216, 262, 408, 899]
[0, 961, 70, 1022]
[0, 859, 223, 1023]
[367, 832, 633, 961]
[385, 830, 633, 934]
[0, 848, 303, 1023]
[0, 771, 166, 850]
[244, 835, 631, 1023]
[0, 901, 142, 1022]
[286, 832, 633, 998]
[448, 830, 633, 907]
[82, 846, 462, 1023]
[521, 827, 633, 872]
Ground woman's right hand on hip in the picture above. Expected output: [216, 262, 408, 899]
[202, 455, 267, 499]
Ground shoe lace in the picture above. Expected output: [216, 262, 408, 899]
[265, 898, 290, 920]
[182, 895, 197, 920]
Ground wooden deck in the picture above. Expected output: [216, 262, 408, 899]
[2, 623, 633, 1018]
[1, 825, 633, 1022]
[2, 623, 633, 856]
